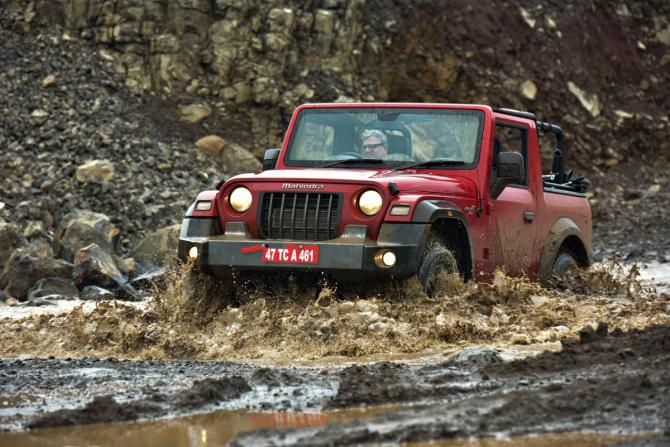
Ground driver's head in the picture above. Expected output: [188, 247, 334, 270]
[360, 129, 389, 158]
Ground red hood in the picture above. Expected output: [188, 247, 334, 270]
[229, 168, 479, 199]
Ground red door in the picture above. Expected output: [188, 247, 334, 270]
[488, 121, 539, 277]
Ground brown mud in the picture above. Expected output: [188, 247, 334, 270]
[0, 259, 668, 363]
[0, 261, 669, 445]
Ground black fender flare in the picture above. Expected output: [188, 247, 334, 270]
[538, 217, 592, 281]
[412, 200, 474, 280]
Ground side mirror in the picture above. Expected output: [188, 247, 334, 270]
[491, 152, 525, 199]
[262, 148, 281, 171]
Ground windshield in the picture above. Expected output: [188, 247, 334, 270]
[284, 108, 485, 169]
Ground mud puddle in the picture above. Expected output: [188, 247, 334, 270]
[0, 406, 399, 447]
[0, 409, 659, 447]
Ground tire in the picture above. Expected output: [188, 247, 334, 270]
[417, 242, 458, 297]
[551, 250, 579, 277]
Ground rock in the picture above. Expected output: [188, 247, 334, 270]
[0, 290, 7, 303]
[130, 225, 181, 267]
[42, 74, 56, 87]
[0, 223, 27, 271]
[655, 17, 670, 46]
[222, 142, 262, 176]
[450, 348, 503, 367]
[80, 286, 115, 301]
[180, 103, 212, 124]
[23, 220, 44, 238]
[510, 333, 531, 345]
[519, 7, 536, 29]
[0, 245, 73, 299]
[31, 109, 48, 118]
[26, 277, 79, 301]
[567, 81, 602, 117]
[53, 210, 120, 262]
[195, 135, 226, 158]
[520, 80, 537, 100]
[73, 243, 126, 290]
[75, 160, 115, 183]
[646, 184, 661, 197]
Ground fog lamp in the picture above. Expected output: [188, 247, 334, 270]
[375, 249, 396, 268]
[188, 246, 199, 259]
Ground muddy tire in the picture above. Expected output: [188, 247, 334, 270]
[417, 243, 458, 297]
[552, 250, 578, 277]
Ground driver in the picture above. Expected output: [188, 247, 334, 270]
[360, 129, 389, 159]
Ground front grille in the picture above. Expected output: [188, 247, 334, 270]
[258, 192, 341, 241]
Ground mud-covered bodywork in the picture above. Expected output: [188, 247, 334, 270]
[179, 103, 592, 283]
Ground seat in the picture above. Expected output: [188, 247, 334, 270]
[386, 132, 411, 157]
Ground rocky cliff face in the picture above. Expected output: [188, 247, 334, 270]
[5, 0, 670, 162]
[1, 1, 669, 303]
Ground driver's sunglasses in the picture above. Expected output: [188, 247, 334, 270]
[362, 143, 385, 151]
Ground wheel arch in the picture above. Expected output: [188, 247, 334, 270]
[412, 200, 474, 281]
[538, 217, 592, 281]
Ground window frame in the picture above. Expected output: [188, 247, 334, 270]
[492, 121, 529, 189]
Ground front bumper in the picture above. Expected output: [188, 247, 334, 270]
[178, 219, 430, 281]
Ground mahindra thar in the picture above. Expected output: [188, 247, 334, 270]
[178, 103, 592, 296]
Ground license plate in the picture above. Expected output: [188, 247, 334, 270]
[262, 245, 319, 265]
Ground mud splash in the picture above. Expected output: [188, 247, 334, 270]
[0, 259, 668, 361]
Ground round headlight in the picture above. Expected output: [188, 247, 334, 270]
[358, 190, 383, 216]
[229, 187, 253, 212]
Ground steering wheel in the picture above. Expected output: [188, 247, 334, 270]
[325, 151, 363, 161]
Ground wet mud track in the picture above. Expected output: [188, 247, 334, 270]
[1, 325, 669, 446]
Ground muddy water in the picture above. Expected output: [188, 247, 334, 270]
[1, 406, 399, 447]
[0, 407, 658, 447]
[0, 260, 668, 362]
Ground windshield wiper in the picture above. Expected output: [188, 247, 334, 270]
[318, 158, 385, 168]
[394, 159, 465, 171]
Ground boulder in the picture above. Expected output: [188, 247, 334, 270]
[26, 277, 79, 301]
[130, 225, 181, 267]
[222, 142, 262, 176]
[73, 243, 126, 290]
[80, 286, 115, 301]
[180, 103, 212, 124]
[0, 245, 73, 299]
[53, 210, 120, 262]
[0, 223, 27, 272]
[115, 283, 151, 301]
[195, 135, 226, 158]
[75, 159, 115, 183]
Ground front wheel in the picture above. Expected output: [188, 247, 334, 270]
[417, 243, 458, 297]
[551, 250, 579, 277]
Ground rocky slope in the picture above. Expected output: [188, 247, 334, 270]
[0, 0, 669, 301]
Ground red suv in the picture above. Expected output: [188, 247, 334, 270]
[178, 103, 592, 295]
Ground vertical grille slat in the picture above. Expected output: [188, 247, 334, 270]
[259, 192, 340, 241]
[290, 193, 297, 239]
[303, 193, 309, 240]
[278, 194, 286, 239]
